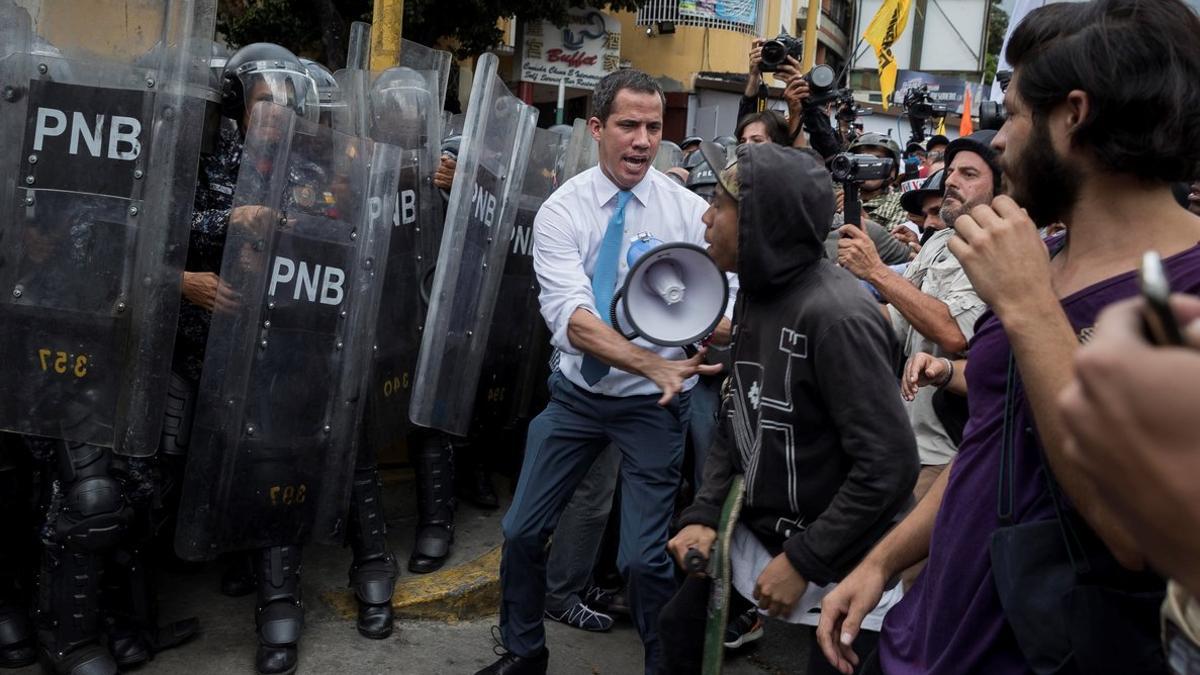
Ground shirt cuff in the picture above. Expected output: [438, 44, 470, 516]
[550, 302, 597, 355]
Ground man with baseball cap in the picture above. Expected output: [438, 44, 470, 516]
[836, 130, 999, 502]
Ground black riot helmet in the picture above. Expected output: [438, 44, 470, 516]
[220, 42, 318, 125]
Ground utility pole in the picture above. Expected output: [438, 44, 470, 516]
[801, 0, 822, 71]
[370, 0, 405, 70]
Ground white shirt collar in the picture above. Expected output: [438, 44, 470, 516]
[592, 164, 654, 210]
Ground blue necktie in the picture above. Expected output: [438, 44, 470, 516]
[581, 189, 633, 385]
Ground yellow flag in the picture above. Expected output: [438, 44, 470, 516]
[936, 117, 947, 136]
[863, 0, 912, 111]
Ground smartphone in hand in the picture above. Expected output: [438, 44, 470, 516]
[1139, 251, 1184, 346]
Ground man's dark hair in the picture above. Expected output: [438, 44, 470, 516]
[735, 111, 790, 146]
[591, 69, 666, 123]
[1006, 0, 1200, 182]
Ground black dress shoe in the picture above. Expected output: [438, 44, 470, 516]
[459, 463, 499, 510]
[0, 607, 36, 668]
[407, 524, 453, 574]
[474, 647, 549, 675]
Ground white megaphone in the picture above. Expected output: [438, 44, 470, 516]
[611, 234, 729, 353]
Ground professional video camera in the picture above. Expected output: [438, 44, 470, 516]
[830, 152, 895, 227]
[902, 84, 951, 119]
[830, 152, 894, 183]
[978, 101, 1007, 130]
[978, 70, 1012, 131]
[760, 31, 804, 72]
[834, 90, 870, 122]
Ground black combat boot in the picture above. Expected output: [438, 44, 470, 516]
[254, 545, 303, 675]
[348, 462, 397, 639]
[0, 441, 36, 669]
[37, 443, 128, 675]
[408, 433, 455, 574]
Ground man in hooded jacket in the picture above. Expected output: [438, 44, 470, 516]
[659, 143, 918, 674]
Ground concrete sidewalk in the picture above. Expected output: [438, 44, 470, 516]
[11, 470, 821, 674]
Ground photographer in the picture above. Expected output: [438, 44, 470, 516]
[740, 41, 841, 159]
[817, 1, 1200, 672]
[835, 134, 906, 231]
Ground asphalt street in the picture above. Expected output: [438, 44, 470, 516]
[11, 472, 817, 674]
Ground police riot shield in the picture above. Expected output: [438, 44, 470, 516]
[334, 64, 441, 454]
[653, 140, 684, 172]
[398, 39, 452, 111]
[346, 21, 452, 111]
[0, 0, 216, 456]
[175, 103, 402, 559]
[562, 117, 599, 181]
[409, 52, 538, 435]
[471, 127, 567, 431]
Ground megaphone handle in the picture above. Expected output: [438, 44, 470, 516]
[683, 344, 699, 358]
[609, 288, 639, 340]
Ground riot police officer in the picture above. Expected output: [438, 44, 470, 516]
[174, 42, 319, 675]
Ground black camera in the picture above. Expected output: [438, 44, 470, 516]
[802, 64, 844, 107]
[834, 91, 870, 122]
[978, 100, 1007, 131]
[760, 32, 804, 72]
[830, 152, 895, 183]
[902, 84, 950, 119]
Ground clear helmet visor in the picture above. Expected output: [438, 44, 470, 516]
[236, 64, 320, 123]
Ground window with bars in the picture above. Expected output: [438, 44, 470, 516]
[636, 0, 763, 35]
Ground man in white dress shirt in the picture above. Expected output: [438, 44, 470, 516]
[475, 69, 736, 675]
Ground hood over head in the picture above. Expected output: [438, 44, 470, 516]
[734, 143, 834, 294]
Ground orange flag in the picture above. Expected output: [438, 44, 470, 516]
[960, 88, 974, 136]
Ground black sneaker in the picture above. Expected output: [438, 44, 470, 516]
[544, 602, 614, 632]
[584, 585, 629, 618]
[723, 608, 764, 649]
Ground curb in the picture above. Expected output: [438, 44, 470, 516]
[323, 545, 501, 622]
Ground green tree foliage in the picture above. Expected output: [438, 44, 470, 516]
[982, 0, 1008, 85]
[219, 0, 372, 67]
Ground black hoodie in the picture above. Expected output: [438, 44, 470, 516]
[678, 143, 918, 586]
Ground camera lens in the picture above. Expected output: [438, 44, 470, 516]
[761, 40, 785, 67]
[808, 64, 835, 90]
[830, 153, 854, 181]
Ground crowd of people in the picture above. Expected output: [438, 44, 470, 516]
[480, 0, 1200, 674]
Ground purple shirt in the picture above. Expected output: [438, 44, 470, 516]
[879, 242, 1200, 674]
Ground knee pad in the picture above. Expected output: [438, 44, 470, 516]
[61, 474, 129, 552]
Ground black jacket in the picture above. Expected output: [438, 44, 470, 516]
[677, 143, 917, 586]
